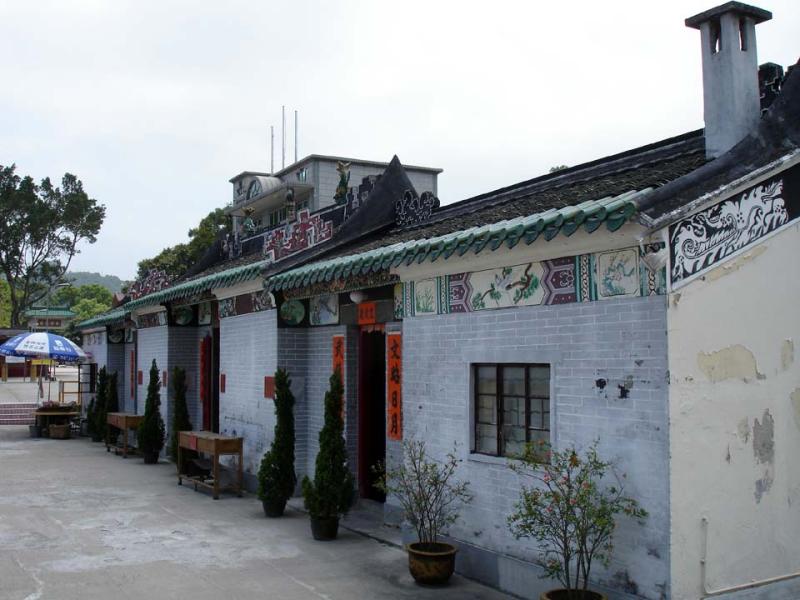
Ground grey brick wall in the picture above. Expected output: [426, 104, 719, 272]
[136, 327, 169, 436]
[219, 310, 278, 477]
[400, 296, 669, 600]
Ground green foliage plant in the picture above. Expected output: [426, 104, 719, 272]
[301, 370, 355, 519]
[137, 360, 165, 462]
[169, 366, 192, 461]
[258, 369, 297, 514]
[377, 440, 471, 548]
[105, 372, 119, 446]
[89, 367, 108, 442]
[507, 441, 648, 599]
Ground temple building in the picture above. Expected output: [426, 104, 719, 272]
[79, 4, 800, 598]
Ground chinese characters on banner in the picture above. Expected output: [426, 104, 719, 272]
[357, 301, 377, 325]
[387, 333, 402, 441]
[332, 335, 346, 419]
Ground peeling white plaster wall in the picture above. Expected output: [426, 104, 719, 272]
[668, 222, 800, 599]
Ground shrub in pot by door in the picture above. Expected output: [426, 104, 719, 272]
[105, 372, 120, 448]
[258, 369, 296, 517]
[301, 370, 355, 540]
[137, 360, 165, 464]
[378, 440, 472, 585]
[507, 441, 648, 600]
[88, 367, 108, 443]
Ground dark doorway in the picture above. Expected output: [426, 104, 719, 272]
[358, 329, 386, 502]
[211, 327, 220, 433]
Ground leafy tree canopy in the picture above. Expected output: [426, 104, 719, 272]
[135, 207, 230, 280]
[0, 164, 105, 327]
[55, 283, 113, 308]
[0, 279, 10, 328]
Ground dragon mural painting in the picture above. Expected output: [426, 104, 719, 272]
[669, 175, 796, 285]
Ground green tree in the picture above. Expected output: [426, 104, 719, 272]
[136, 208, 230, 280]
[0, 279, 10, 328]
[169, 366, 192, 462]
[258, 369, 297, 517]
[55, 283, 113, 308]
[302, 370, 355, 521]
[137, 360, 166, 463]
[0, 164, 105, 327]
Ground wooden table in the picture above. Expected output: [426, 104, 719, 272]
[177, 431, 243, 499]
[34, 411, 79, 437]
[106, 412, 143, 458]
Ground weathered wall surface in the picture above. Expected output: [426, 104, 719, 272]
[122, 341, 136, 413]
[219, 310, 278, 478]
[136, 326, 169, 438]
[167, 326, 207, 435]
[669, 223, 800, 599]
[400, 296, 670, 599]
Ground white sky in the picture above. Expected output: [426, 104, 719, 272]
[1, 0, 798, 280]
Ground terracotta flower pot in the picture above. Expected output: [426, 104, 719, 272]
[407, 542, 457, 585]
[309, 516, 339, 540]
[540, 589, 608, 600]
[262, 498, 287, 518]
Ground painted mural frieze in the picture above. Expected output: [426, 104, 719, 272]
[137, 312, 167, 328]
[309, 293, 339, 326]
[395, 190, 440, 228]
[669, 171, 799, 286]
[218, 290, 275, 319]
[405, 244, 668, 318]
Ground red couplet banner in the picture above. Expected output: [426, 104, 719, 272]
[387, 333, 402, 441]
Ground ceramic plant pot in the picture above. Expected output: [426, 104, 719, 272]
[540, 589, 608, 600]
[407, 542, 457, 585]
[309, 516, 339, 541]
[262, 498, 287, 518]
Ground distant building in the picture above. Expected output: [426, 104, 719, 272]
[24, 306, 76, 332]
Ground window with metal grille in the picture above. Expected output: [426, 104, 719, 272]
[473, 364, 550, 457]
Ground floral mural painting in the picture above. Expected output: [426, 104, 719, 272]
[596, 249, 639, 298]
[469, 263, 544, 310]
[310, 293, 339, 326]
[414, 279, 437, 315]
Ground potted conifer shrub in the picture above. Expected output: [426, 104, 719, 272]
[169, 366, 192, 466]
[301, 370, 355, 540]
[508, 441, 648, 600]
[90, 367, 108, 443]
[258, 368, 297, 517]
[378, 440, 472, 585]
[105, 372, 120, 448]
[137, 360, 165, 464]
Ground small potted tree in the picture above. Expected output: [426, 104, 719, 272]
[105, 372, 120, 448]
[258, 368, 297, 517]
[90, 367, 108, 443]
[137, 360, 165, 464]
[301, 370, 355, 540]
[378, 440, 472, 585]
[508, 441, 648, 600]
[169, 366, 192, 466]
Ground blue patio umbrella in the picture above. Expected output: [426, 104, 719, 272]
[0, 332, 87, 403]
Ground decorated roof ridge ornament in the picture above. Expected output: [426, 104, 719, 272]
[128, 269, 173, 300]
[395, 189, 440, 228]
[262, 189, 650, 294]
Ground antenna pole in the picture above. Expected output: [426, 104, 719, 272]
[294, 110, 298, 164]
[270, 126, 274, 173]
[281, 105, 286, 169]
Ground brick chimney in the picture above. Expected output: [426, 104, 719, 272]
[686, 2, 772, 158]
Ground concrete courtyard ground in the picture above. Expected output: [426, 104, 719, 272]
[0, 401, 512, 599]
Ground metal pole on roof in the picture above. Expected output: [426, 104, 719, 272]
[281, 105, 286, 170]
[270, 126, 274, 174]
[294, 110, 298, 164]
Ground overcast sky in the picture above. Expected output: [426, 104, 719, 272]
[1, 0, 798, 281]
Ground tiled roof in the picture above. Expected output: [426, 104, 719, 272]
[78, 308, 127, 329]
[25, 308, 76, 318]
[265, 189, 648, 292]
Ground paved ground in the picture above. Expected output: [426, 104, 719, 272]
[0, 424, 512, 600]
